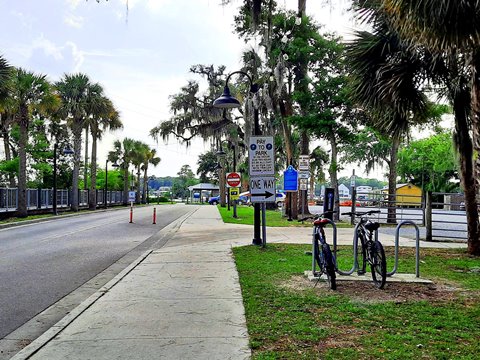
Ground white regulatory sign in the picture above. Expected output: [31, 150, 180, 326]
[249, 136, 275, 176]
[299, 155, 310, 171]
[250, 176, 276, 203]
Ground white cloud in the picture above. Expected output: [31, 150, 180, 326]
[65, 41, 85, 72]
[64, 13, 84, 28]
[66, 0, 82, 10]
[32, 35, 64, 61]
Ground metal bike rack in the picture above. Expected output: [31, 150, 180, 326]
[335, 223, 379, 276]
[312, 219, 337, 274]
[388, 220, 421, 278]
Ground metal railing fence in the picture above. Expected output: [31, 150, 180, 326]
[0, 188, 124, 212]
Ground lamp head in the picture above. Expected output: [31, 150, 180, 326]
[216, 149, 226, 158]
[63, 145, 74, 155]
[111, 161, 120, 168]
[213, 85, 241, 109]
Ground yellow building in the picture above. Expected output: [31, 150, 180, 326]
[382, 183, 423, 207]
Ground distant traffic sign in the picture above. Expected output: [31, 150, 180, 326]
[299, 155, 310, 171]
[283, 166, 298, 192]
[250, 176, 276, 203]
[226, 172, 241, 188]
[298, 171, 310, 179]
[229, 187, 240, 200]
[249, 136, 274, 176]
[128, 191, 136, 202]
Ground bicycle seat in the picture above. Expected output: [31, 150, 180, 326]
[314, 218, 330, 226]
[365, 221, 380, 231]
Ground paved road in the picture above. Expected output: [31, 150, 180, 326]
[0, 204, 192, 340]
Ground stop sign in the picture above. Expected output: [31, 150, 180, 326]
[226, 172, 241, 187]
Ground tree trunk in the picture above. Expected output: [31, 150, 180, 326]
[386, 133, 401, 223]
[16, 109, 28, 217]
[328, 133, 339, 221]
[71, 125, 82, 212]
[279, 100, 295, 218]
[467, 54, 480, 254]
[123, 164, 129, 205]
[142, 167, 148, 203]
[84, 126, 89, 190]
[2, 119, 16, 187]
[136, 168, 141, 204]
[88, 129, 98, 210]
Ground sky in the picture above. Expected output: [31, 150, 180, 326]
[0, 0, 369, 179]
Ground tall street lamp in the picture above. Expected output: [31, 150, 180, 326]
[213, 70, 261, 245]
[105, 159, 119, 209]
[53, 143, 74, 215]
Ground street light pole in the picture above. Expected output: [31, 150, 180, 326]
[105, 160, 108, 209]
[213, 70, 262, 246]
[53, 143, 58, 215]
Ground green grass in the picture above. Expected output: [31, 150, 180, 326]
[233, 244, 480, 359]
[218, 205, 352, 228]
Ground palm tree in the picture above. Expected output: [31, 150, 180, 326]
[347, 8, 431, 223]
[87, 95, 122, 210]
[56, 73, 99, 211]
[0, 57, 16, 187]
[130, 141, 149, 204]
[352, 0, 480, 254]
[109, 137, 136, 205]
[10, 69, 59, 217]
[141, 148, 161, 203]
[0, 56, 10, 100]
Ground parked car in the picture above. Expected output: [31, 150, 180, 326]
[237, 195, 249, 205]
[208, 196, 220, 205]
[275, 192, 286, 205]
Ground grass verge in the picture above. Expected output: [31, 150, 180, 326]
[218, 205, 352, 228]
[233, 244, 480, 359]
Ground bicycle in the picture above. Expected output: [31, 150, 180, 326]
[342, 210, 387, 289]
[299, 211, 337, 290]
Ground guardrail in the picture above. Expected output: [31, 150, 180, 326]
[0, 188, 124, 213]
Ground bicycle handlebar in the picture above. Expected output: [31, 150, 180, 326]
[298, 210, 337, 222]
[342, 210, 380, 217]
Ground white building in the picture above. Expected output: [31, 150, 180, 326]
[356, 186, 372, 200]
[338, 184, 350, 198]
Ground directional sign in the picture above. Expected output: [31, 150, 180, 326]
[283, 165, 298, 192]
[226, 172, 241, 188]
[298, 171, 310, 179]
[249, 136, 275, 176]
[250, 176, 276, 203]
[299, 155, 310, 171]
[299, 178, 308, 191]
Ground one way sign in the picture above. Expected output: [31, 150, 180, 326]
[250, 176, 276, 203]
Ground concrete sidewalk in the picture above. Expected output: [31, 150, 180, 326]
[11, 205, 466, 360]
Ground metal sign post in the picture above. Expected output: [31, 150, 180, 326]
[248, 136, 275, 246]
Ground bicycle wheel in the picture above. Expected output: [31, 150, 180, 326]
[322, 243, 337, 290]
[356, 231, 367, 275]
[370, 241, 387, 289]
[313, 237, 323, 276]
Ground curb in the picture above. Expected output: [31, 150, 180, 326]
[10, 249, 152, 360]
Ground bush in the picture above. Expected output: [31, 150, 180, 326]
[158, 196, 170, 203]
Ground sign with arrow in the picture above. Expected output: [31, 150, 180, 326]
[250, 176, 276, 203]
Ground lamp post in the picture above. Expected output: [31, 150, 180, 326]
[105, 159, 119, 209]
[216, 144, 227, 208]
[53, 144, 74, 215]
[213, 71, 261, 245]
